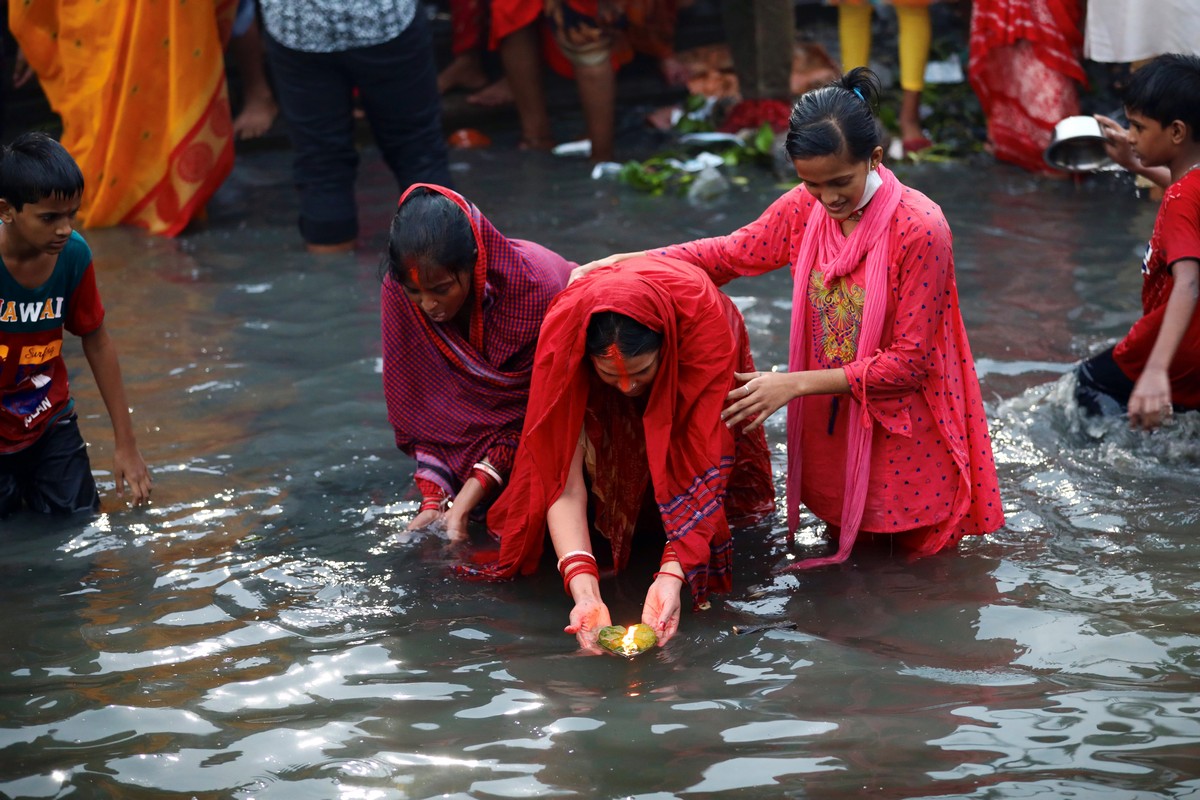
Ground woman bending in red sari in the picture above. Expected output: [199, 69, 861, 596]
[381, 184, 574, 539]
[576, 69, 1004, 569]
[468, 257, 775, 649]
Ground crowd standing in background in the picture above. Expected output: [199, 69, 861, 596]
[6, 2, 1199, 233]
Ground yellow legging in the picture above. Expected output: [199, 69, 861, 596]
[838, 3, 931, 93]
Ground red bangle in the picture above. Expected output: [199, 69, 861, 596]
[470, 467, 499, 495]
[654, 571, 685, 583]
[557, 553, 597, 575]
[661, 544, 679, 567]
[563, 561, 599, 595]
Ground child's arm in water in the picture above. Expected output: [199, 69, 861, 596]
[81, 322, 152, 504]
[1128, 259, 1199, 430]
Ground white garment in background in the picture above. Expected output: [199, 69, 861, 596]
[1085, 0, 1200, 63]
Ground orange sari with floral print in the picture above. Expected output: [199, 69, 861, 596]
[10, 0, 237, 236]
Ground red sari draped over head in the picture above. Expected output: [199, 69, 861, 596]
[968, 0, 1086, 173]
[9, 0, 238, 235]
[468, 257, 776, 608]
[381, 184, 575, 497]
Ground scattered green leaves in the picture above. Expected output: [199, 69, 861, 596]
[618, 157, 697, 196]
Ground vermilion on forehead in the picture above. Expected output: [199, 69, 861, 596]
[403, 258, 463, 290]
[601, 344, 633, 392]
[406, 266, 423, 290]
[402, 257, 434, 290]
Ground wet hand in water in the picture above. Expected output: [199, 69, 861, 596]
[721, 371, 795, 431]
[565, 597, 611, 652]
[1127, 367, 1174, 431]
[443, 511, 470, 543]
[642, 575, 683, 645]
[407, 508, 443, 532]
[114, 446, 153, 505]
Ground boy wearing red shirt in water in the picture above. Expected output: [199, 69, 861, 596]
[0, 132, 151, 515]
[1080, 54, 1200, 430]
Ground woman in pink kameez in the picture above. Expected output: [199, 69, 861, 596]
[577, 68, 1004, 569]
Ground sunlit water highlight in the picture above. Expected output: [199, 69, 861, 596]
[1, 149, 1197, 799]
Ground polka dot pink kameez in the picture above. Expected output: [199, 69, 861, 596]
[659, 166, 1003, 565]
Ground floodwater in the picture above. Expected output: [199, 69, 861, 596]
[2, 144, 1198, 800]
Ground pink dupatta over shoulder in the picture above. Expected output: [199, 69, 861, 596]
[786, 165, 902, 568]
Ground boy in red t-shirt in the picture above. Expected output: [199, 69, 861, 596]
[0, 132, 151, 515]
[1079, 54, 1200, 430]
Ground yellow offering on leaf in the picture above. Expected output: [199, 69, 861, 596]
[597, 624, 657, 657]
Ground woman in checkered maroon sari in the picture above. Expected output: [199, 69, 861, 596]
[381, 184, 575, 539]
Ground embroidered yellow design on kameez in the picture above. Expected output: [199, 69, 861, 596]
[808, 270, 865, 366]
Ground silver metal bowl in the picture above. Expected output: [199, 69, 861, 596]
[1044, 115, 1115, 173]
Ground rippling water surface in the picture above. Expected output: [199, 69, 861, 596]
[2, 149, 1198, 799]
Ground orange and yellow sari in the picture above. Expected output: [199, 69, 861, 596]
[9, 0, 237, 236]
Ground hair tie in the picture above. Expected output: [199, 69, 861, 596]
[852, 87, 866, 103]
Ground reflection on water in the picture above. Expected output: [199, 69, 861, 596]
[2, 150, 1198, 798]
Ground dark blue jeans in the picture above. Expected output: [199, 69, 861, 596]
[1075, 346, 1135, 416]
[264, 13, 453, 245]
[0, 414, 99, 516]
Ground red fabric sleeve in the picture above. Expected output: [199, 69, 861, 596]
[656, 187, 816, 286]
[64, 262, 105, 337]
[842, 217, 954, 436]
[415, 474, 448, 506]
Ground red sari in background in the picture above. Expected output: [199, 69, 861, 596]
[968, 0, 1086, 174]
[471, 258, 775, 608]
[659, 167, 1004, 566]
[381, 184, 574, 500]
[10, 0, 237, 235]
[486, 0, 677, 76]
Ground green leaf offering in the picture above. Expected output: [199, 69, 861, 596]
[597, 623, 658, 657]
